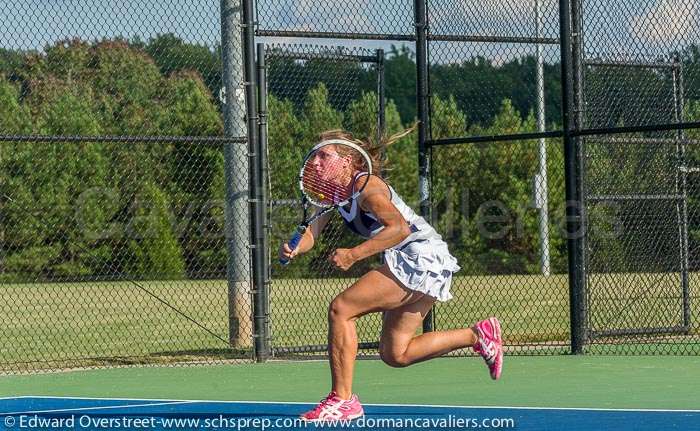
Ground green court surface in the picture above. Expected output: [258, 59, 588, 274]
[3, 356, 699, 410]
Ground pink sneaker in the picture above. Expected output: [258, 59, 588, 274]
[300, 391, 364, 422]
[473, 317, 503, 380]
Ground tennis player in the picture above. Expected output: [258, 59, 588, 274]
[280, 128, 503, 422]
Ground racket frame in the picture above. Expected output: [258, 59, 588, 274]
[297, 139, 373, 208]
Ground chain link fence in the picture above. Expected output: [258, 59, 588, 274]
[430, 138, 569, 354]
[254, 0, 700, 357]
[3, 0, 700, 373]
[578, 0, 700, 354]
[256, 0, 415, 39]
[425, 0, 569, 355]
[0, 0, 253, 373]
[582, 134, 700, 354]
[261, 44, 387, 356]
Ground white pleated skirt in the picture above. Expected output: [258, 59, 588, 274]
[383, 238, 461, 302]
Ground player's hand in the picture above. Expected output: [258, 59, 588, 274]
[279, 242, 299, 262]
[329, 248, 357, 271]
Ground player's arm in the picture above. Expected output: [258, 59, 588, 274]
[344, 177, 411, 264]
[279, 208, 332, 261]
[297, 208, 332, 253]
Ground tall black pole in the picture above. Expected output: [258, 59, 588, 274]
[572, 0, 588, 352]
[415, 0, 433, 333]
[377, 48, 387, 267]
[673, 56, 691, 329]
[377, 49, 386, 147]
[256, 43, 271, 360]
[241, 0, 269, 362]
[560, 0, 586, 354]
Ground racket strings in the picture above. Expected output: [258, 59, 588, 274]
[301, 146, 369, 207]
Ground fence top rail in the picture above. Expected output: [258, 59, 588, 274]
[258, 30, 561, 46]
[428, 34, 559, 45]
[257, 30, 416, 42]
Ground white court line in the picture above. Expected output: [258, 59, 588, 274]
[2, 396, 699, 414]
[1, 401, 197, 416]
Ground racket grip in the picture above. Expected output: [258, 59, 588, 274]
[280, 230, 303, 265]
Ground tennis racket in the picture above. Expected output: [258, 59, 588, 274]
[280, 139, 373, 265]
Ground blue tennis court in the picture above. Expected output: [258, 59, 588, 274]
[1, 396, 698, 430]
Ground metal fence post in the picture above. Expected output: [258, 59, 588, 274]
[415, 0, 433, 333]
[240, 0, 270, 362]
[572, 0, 588, 349]
[571, 0, 588, 352]
[559, 0, 586, 354]
[377, 48, 387, 266]
[220, 0, 253, 349]
[377, 48, 386, 145]
[672, 56, 691, 330]
[535, 0, 551, 277]
[256, 42, 272, 359]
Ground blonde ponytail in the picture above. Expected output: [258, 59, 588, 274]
[317, 122, 418, 177]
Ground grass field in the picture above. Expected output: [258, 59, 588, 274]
[1, 272, 699, 372]
[269, 273, 572, 351]
[0, 280, 233, 371]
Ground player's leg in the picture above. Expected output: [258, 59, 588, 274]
[379, 294, 477, 367]
[327, 264, 424, 400]
[301, 265, 424, 421]
[379, 297, 503, 379]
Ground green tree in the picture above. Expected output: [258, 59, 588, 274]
[345, 91, 382, 139]
[430, 54, 562, 127]
[161, 70, 226, 277]
[91, 40, 165, 135]
[36, 87, 101, 136]
[384, 45, 417, 123]
[145, 33, 222, 99]
[300, 83, 344, 142]
[684, 100, 700, 271]
[429, 95, 485, 273]
[161, 70, 222, 137]
[268, 94, 304, 200]
[126, 182, 186, 279]
[264, 91, 304, 279]
[431, 98, 568, 275]
[0, 78, 32, 134]
[1, 38, 227, 281]
[3, 82, 111, 279]
[0, 47, 25, 78]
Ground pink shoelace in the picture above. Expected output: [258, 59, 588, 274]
[309, 392, 339, 415]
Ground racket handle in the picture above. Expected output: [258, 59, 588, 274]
[280, 230, 303, 265]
